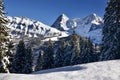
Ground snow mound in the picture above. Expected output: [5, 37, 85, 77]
[0, 60, 120, 80]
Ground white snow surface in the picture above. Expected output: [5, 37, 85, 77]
[0, 60, 120, 80]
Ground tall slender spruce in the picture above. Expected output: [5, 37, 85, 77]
[101, 0, 120, 60]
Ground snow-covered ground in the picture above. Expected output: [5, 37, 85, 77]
[0, 60, 120, 80]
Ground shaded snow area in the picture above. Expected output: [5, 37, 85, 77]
[0, 60, 120, 80]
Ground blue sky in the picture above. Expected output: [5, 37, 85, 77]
[4, 0, 107, 25]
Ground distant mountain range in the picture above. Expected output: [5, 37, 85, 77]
[7, 16, 68, 39]
[7, 13, 104, 44]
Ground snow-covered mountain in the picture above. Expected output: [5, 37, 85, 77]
[7, 16, 68, 39]
[0, 60, 120, 80]
[52, 13, 104, 44]
[7, 13, 103, 44]
[74, 13, 104, 44]
[51, 14, 69, 31]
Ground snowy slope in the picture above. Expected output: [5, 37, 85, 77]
[0, 60, 120, 80]
[7, 16, 68, 39]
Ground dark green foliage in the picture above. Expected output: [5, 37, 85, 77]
[55, 39, 67, 67]
[43, 39, 54, 69]
[12, 40, 32, 74]
[70, 34, 96, 65]
[35, 33, 98, 71]
[101, 0, 120, 60]
[25, 46, 33, 73]
[35, 50, 45, 71]
[55, 32, 96, 67]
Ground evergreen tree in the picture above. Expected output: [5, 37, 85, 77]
[101, 0, 120, 60]
[35, 50, 45, 71]
[25, 46, 33, 73]
[70, 32, 96, 65]
[12, 40, 32, 73]
[70, 31, 80, 65]
[55, 39, 67, 67]
[44, 39, 54, 69]
[79, 39, 96, 63]
[0, 0, 8, 73]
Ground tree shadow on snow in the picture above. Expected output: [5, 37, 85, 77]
[33, 66, 87, 74]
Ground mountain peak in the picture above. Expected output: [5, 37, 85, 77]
[88, 13, 101, 20]
[90, 13, 97, 17]
[58, 13, 69, 21]
[60, 13, 68, 18]
[82, 13, 103, 24]
[51, 13, 69, 31]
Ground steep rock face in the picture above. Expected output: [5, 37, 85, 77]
[7, 16, 67, 39]
[51, 14, 69, 31]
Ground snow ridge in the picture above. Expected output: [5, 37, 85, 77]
[7, 16, 68, 39]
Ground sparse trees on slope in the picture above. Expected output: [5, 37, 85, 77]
[101, 0, 120, 60]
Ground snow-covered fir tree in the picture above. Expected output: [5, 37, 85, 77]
[0, 0, 9, 73]
[101, 0, 120, 60]
[12, 40, 32, 73]
[6, 41, 14, 72]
